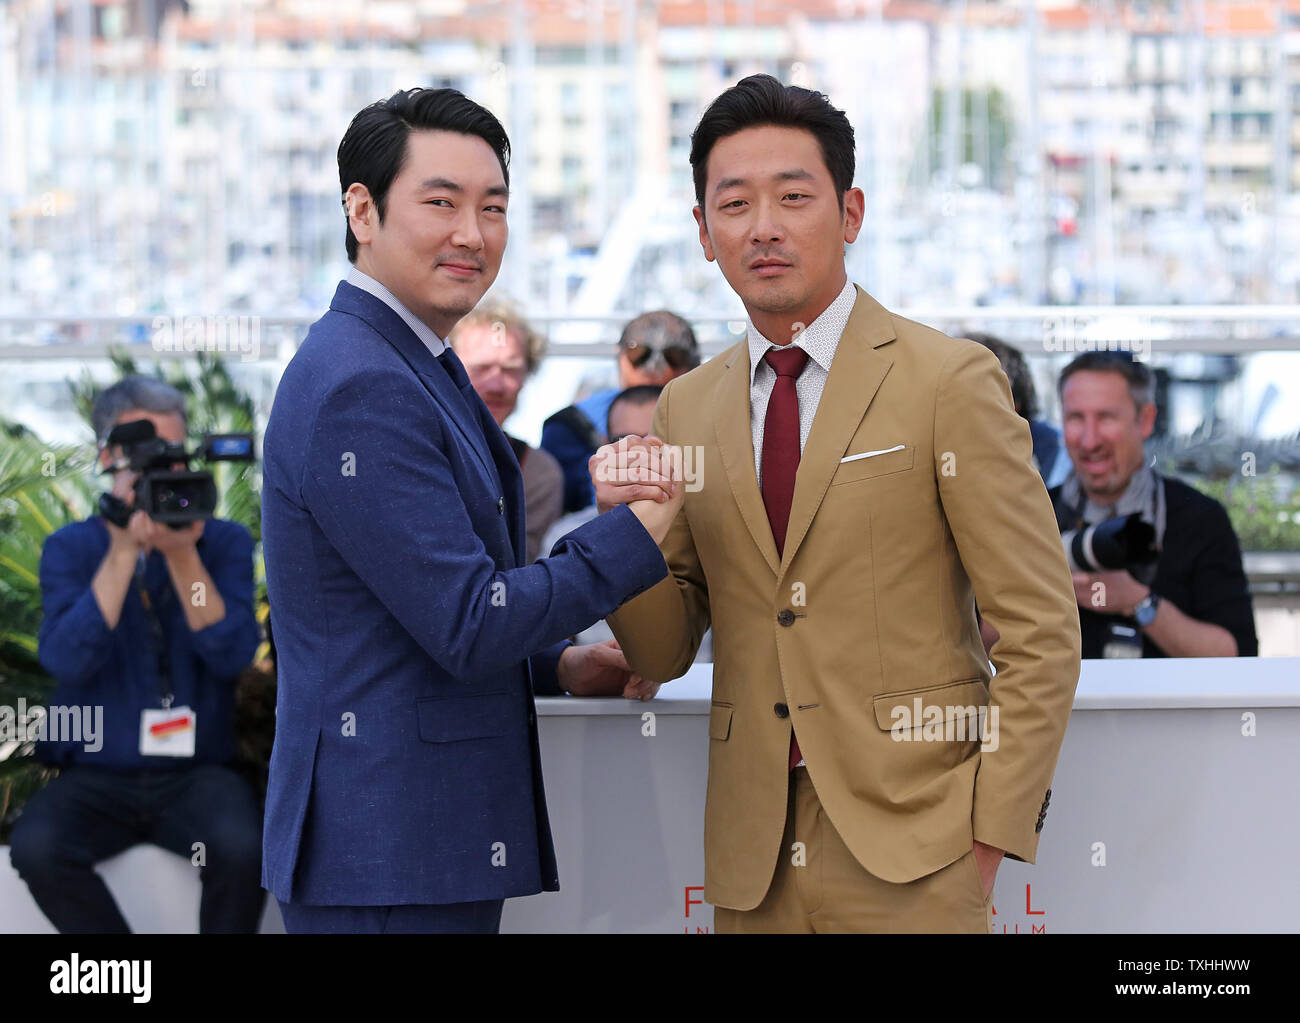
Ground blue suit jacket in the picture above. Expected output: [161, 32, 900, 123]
[261, 281, 666, 906]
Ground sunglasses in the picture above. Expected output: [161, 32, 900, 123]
[620, 341, 698, 372]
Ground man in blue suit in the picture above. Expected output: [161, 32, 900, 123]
[261, 87, 683, 933]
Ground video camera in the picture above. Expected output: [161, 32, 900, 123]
[98, 418, 255, 529]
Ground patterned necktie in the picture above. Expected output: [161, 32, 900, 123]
[761, 345, 809, 771]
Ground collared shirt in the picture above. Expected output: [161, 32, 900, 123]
[346, 266, 447, 357]
[747, 278, 857, 486]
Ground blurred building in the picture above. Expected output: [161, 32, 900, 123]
[1, 0, 1299, 324]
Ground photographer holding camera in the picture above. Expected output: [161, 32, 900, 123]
[1049, 352, 1257, 659]
[8, 376, 264, 933]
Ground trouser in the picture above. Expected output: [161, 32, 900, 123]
[713, 765, 993, 933]
[9, 762, 265, 934]
[277, 899, 505, 934]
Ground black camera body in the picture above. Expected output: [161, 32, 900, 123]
[1060, 512, 1158, 583]
[98, 418, 255, 529]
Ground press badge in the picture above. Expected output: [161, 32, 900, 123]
[139, 707, 197, 757]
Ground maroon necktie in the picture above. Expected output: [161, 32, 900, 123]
[761, 346, 809, 771]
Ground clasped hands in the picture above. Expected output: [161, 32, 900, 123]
[587, 434, 684, 545]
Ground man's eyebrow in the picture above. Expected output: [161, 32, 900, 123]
[713, 168, 815, 194]
[418, 177, 510, 198]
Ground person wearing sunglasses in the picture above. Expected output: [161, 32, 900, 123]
[540, 310, 700, 514]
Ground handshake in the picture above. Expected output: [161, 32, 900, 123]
[587, 435, 685, 545]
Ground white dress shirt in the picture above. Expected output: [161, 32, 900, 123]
[747, 278, 857, 487]
[346, 266, 447, 357]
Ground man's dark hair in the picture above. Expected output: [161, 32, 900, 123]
[607, 385, 663, 439]
[689, 74, 855, 219]
[1058, 351, 1154, 413]
[964, 331, 1038, 420]
[338, 87, 511, 263]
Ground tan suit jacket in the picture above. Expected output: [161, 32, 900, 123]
[607, 285, 1082, 911]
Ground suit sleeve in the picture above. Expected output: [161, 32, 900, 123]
[37, 528, 116, 688]
[1182, 499, 1257, 657]
[934, 342, 1082, 864]
[186, 523, 260, 679]
[300, 367, 667, 680]
[529, 639, 572, 696]
[606, 377, 712, 682]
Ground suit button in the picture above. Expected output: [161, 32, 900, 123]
[774, 702, 789, 718]
[777, 609, 795, 627]
[497, 497, 505, 515]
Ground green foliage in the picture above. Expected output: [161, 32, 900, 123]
[0, 425, 97, 839]
[1193, 468, 1300, 553]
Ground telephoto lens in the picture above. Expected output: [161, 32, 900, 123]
[1061, 512, 1157, 573]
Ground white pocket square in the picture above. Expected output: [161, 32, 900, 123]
[840, 444, 905, 464]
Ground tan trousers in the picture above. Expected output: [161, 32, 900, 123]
[713, 766, 993, 933]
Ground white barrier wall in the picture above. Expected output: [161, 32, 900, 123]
[3, 657, 1298, 933]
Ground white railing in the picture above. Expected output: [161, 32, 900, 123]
[1, 306, 1300, 359]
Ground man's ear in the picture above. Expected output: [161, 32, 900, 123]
[97, 445, 113, 471]
[1137, 401, 1157, 440]
[345, 183, 377, 247]
[692, 206, 715, 263]
[842, 187, 865, 245]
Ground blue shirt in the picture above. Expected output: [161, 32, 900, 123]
[574, 388, 619, 440]
[35, 516, 259, 769]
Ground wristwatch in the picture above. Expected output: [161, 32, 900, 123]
[1133, 591, 1161, 628]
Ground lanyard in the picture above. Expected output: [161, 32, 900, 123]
[135, 554, 174, 709]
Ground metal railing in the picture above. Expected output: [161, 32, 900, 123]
[1, 305, 1299, 360]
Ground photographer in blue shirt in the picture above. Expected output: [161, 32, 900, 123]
[8, 376, 264, 933]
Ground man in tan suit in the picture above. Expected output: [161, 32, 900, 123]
[590, 75, 1081, 933]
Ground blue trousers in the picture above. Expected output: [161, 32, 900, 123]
[9, 763, 264, 933]
[277, 898, 504, 934]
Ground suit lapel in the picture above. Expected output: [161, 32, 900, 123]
[329, 281, 499, 484]
[779, 286, 896, 575]
[476, 408, 527, 566]
[423, 347, 526, 565]
[412, 366, 502, 486]
[713, 344, 781, 576]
